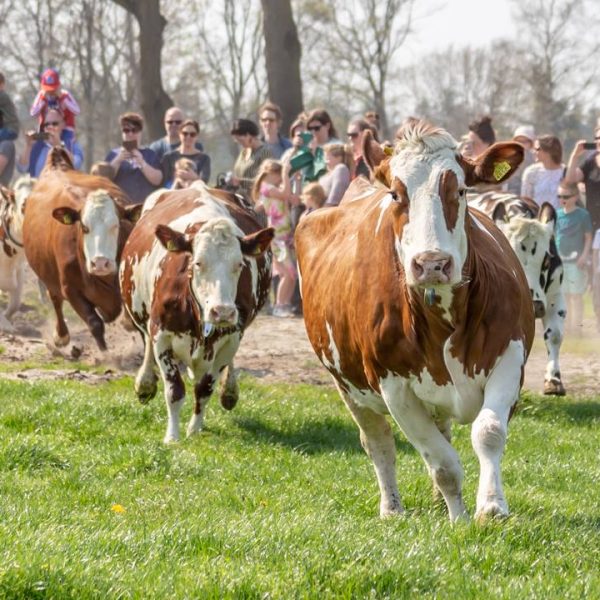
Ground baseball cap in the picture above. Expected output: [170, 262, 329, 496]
[513, 125, 535, 143]
[40, 68, 61, 92]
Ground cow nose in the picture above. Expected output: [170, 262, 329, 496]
[533, 300, 545, 319]
[411, 252, 453, 285]
[208, 305, 237, 325]
[90, 257, 114, 275]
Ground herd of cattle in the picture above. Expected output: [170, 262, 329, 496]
[0, 120, 568, 522]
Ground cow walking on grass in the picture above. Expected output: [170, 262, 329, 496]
[23, 148, 141, 350]
[119, 184, 273, 443]
[296, 121, 534, 522]
[469, 192, 566, 395]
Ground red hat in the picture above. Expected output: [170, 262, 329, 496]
[40, 68, 60, 92]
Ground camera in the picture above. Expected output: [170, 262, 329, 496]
[582, 142, 597, 151]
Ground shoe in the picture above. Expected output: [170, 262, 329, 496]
[272, 305, 294, 317]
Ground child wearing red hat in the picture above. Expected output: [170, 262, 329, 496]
[29, 68, 80, 146]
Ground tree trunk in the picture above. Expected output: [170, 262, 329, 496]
[260, 0, 303, 133]
[110, 0, 173, 140]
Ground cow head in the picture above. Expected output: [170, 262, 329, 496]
[156, 218, 274, 328]
[493, 202, 556, 318]
[363, 123, 523, 293]
[52, 189, 141, 276]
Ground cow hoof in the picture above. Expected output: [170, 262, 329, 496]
[135, 381, 157, 404]
[163, 434, 179, 444]
[54, 332, 70, 347]
[475, 502, 509, 523]
[543, 379, 566, 396]
[220, 393, 238, 410]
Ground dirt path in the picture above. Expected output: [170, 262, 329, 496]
[1, 294, 598, 396]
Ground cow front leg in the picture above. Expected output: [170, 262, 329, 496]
[336, 382, 403, 517]
[187, 373, 214, 437]
[542, 293, 566, 396]
[134, 332, 158, 403]
[380, 379, 467, 522]
[219, 361, 238, 410]
[62, 286, 106, 350]
[472, 340, 524, 522]
[431, 418, 452, 504]
[153, 334, 185, 443]
[49, 292, 69, 346]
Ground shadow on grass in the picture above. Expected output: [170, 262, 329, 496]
[233, 415, 415, 456]
[516, 395, 600, 423]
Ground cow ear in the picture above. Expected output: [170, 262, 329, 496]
[538, 202, 557, 226]
[240, 227, 274, 256]
[52, 206, 81, 225]
[363, 130, 393, 187]
[460, 142, 524, 187]
[155, 224, 193, 253]
[124, 203, 143, 224]
[491, 202, 507, 225]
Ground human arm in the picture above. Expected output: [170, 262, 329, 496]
[520, 165, 535, 202]
[565, 141, 586, 185]
[16, 132, 36, 173]
[577, 231, 593, 269]
[60, 90, 81, 116]
[70, 142, 84, 170]
[131, 149, 162, 186]
[29, 91, 46, 117]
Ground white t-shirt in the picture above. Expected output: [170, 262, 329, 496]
[521, 162, 564, 209]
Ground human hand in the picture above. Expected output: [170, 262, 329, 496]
[572, 140, 588, 158]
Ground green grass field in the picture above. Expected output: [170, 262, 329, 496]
[0, 374, 598, 599]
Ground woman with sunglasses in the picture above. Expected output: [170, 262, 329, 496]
[258, 101, 292, 160]
[161, 120, 211, 189]
[17, 108, 84, 178]
[346, 118, 378, 179]
[521, 135, 564, 209]
[105, 112, 162, 205]
[300, 108, 341, 183]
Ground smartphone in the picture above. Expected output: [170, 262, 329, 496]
[300, 131, 313, 145]
[582, 142, 597, 150]
[123, 140, 138, 151]
[31, 132, 50, 142]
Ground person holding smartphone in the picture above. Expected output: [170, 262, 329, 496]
[105, 112, 162, 205]
[17, 108, 84, 178]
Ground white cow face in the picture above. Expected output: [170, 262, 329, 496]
[495, 206, 555, 318]
[156, 218, 274, 328]
[388, 130, 469, 289]
[53, 190, 126, 276]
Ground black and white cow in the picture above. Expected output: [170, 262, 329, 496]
[469, 192, 565, 395]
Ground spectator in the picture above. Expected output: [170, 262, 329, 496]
[364, 110, 381, 138]
[346, 118, 377, 179]
[230, 118, 272, 201]
[17, 108, 84, 177]
[507, 125, 536, 195]
[0, 140, 15, 186]
[300, 182, 326, 218]
[252, 159, 296, 317]
[161, 119, 211, 188]
[258, 101, 292, 159]
[565, 127, 600, 231]
[465, 115, 496, 159]
[172, 158, 198, 189]
[90, 161, 115, 180]
[303, 108, 340, 183]
[522, 135, 564, 209]
[105, 112, 162, 205]
[319, 143, 352, 207]
[555, 180, 592, 335]
[0, 71, 19, 142]
[282, 116, 307, 193]
[30, 68, 80, 147]
[149, 106, 204, 161]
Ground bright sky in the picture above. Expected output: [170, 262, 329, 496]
[404, 0, 515, 60]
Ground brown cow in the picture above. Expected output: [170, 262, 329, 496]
[23, 148, 141, 350]
[296, 121, 534, 522]
[120, 183, 273, 443]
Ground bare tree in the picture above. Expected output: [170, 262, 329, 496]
[110, 0, 173, 139]
[260, 0, 303, 131]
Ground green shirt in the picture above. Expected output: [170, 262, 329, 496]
[556, 207, 592, 259]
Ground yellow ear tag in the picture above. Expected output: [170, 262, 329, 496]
[63, 214, 72, 225]
[166, 240, 177, 251]
[383, 145, 394, 156]
[493, 161, 511, 181]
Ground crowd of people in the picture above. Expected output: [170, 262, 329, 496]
[1, 68, 599, 332]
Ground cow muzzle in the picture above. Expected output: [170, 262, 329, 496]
[208, 304, 238, 327]
[89, 256, 116, 276]
[411, 251, 453, 285]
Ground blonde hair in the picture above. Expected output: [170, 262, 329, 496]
[302, 182, 326, 208]
[251, 159, 283, 203]
[323, 143, 354, 172]
[174, 157, 197, 173]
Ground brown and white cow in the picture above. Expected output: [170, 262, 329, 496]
[296, 122, 534, 522]
[119, 183, 273, 443]
[0, 176, 36, 331]
[23, 148, 141, 350]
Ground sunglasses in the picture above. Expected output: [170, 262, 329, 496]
[122, 128, 138, 134]
[347, 132, 359, 138]
[307, 124, 322, 132]
[166, 120, 182, 125]
[260, 117, 276, 123]
[181, 131, 197, 137]
[557, 193, 576, 199]
[44, 121, 61, 128]
[594, 136, 600, 141]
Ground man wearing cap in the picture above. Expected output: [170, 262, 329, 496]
[30, 68, 80, 146]
[507, 125, 536, 195]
